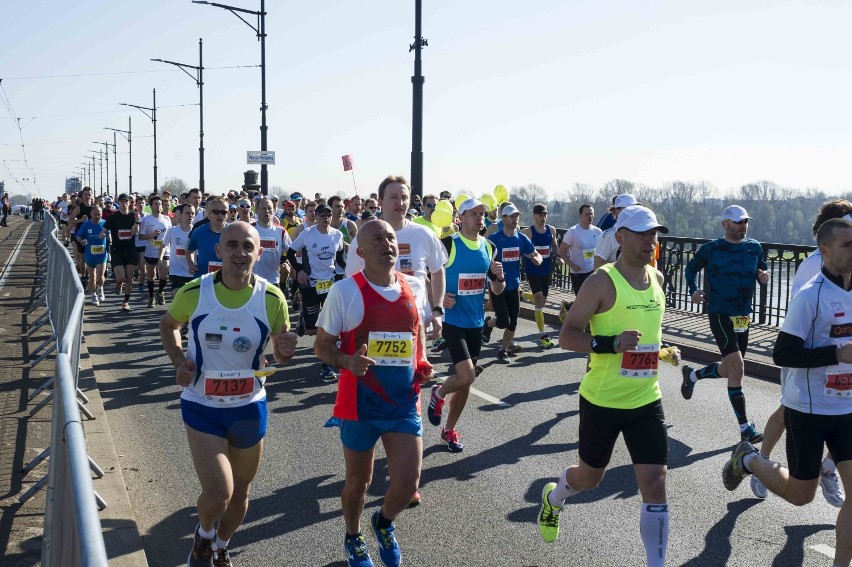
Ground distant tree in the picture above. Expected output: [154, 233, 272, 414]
[10, 194, 30, 206]
[160, 177, 189, 195]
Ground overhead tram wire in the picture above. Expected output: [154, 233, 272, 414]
[0, 65, 259, 81]
[0, 80, 41, 194]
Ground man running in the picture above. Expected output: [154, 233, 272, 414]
[252, 197, 291, 290]
[99, 194, 139, 311]
[329, 195, 358, 246]
[594, 194, 640, 269]
[722, 217, 852, 567]
[161, 204, 195, 294]
[138, 194, 171, 307]
[187, 198, 228, 277]
[75, 205, 108, 305]
[69, 187, 95, 278]
[315, 219, 432, 567]
[558, 203, 602, 322]
[160, 221, 296, 567]
[538, 205, 676, 567]
[427, 199, 505, 452]
[522, 203, 563, 349]
[682, 205, 768, 443]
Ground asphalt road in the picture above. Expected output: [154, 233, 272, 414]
[82, 296, 840, 567]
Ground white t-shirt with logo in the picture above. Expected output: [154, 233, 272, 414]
[140, 213, 171, 258]
[290, 225, 344, 284]
[162, 225, 193, 277]
[253, 223, 291, 284]
[345, 220, 446, 280]
[563, 223, 603, 273]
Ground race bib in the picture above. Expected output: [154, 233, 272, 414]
[535, 245, 550, 257]
[582, 249, 596, 260]
[367, 331, 414, 366]
[315, 279, 333, 294]
[153, 239, 164, 248]
[731, 316, 750, 333]
[458, 273, 486, 296]
[90, 245, 105, 255]
[175, 248, 186, 257]
[501, 247, 521, 262]
[260, 238, 276, 250]
[204, 369, 255, 399]
[826, 365, 852, 397]
[620, 343, 660, 378]
[208, 261, 222, 273]
[118, 229, 133, 240]
[398, 243, 414, 275]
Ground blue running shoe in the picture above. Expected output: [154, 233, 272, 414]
[370, 511, 401, 567]
[343, 533, 374, 567]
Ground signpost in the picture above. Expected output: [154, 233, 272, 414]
[247, 151, 275, 165]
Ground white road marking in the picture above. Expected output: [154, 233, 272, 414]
[0, 224, 33, 289]
[436, 374, 511, 407]
[809, 544, 835, 559]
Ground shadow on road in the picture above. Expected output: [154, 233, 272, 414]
[772, 523, 834, 567]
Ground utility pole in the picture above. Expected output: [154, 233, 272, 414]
[409, 0, 427, 199]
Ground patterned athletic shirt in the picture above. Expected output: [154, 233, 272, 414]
[684, 238, 767, 316]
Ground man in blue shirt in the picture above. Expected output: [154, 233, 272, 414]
[187, 197, 227, 276]
[483, 204, 543, 363]
[682, 205, 769, 444]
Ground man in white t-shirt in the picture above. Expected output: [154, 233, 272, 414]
[138, 194, 171, 306]
[560, 203, 602, 294]
[161, 204, 196, 292]
[57, 193, 71, 241]
[252, 197, 291, 287]
[723, 218, 852, 567]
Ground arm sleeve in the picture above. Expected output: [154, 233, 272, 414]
[757, 244, 768, 272]
[773, 331, 839, 368]
[684, 244, 710, 294]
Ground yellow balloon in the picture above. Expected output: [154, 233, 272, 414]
[431, 209, 453, 228]
[455, 193, 469, 210]
[435, 199, 453, 214]
[480, 193, 497, 211]
[494, 185, 509, 204]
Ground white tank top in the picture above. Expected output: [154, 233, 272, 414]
[182, 273, 271, 408]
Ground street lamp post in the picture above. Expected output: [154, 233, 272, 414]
[120, 90, 157, 194]
[105, 117, 132, 195]
[192, 0, 268, 194]
[152, 38, 205, 192]
[410, 0, 428, 200]
[94, 140, 115, 197]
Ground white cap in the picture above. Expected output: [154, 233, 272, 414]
[501, 204, 520, 216]
[458, 198, 488, 214]
[612, 194, 641, 209]
[615, 205, 669, 233]
[722, 205, 752, 222]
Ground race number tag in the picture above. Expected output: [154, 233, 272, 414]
[90, 245, 105, 254]
[826, 367, 852, 397]
[582, 249, 595, 260]
[315, 279, 333, 295]
[502, 247, 520, 262]
[259, 239, 276, 255]
[367, 331, 414, 366]
[204, 369, 254, 398]
[175, 248, 186, 257]
[731, 316, 750, 333]
[535, 245, 550, 257]
[153, 239, 164, 248]
[620, 343, 660, 378]
[457, 273, 486, 296]
[398, 243, 414, 275]
[118, 229, 133, 240]
[208, 261, 222, 273]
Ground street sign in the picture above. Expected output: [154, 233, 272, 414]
[247, 151, 275, 165]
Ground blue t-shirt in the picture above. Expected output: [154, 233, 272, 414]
[684, 237, 767, 316]
[488, 229, 535, 291]
[187, 223, 223, 276]
[444, 234, 492, 329]
[75, 220, 108, 265]
[525, 225, 554, 277]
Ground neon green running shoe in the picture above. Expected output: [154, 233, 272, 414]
[539, 482, 562, 543]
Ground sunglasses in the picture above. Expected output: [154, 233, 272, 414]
[367, 206, 378, 210]
[426, 203, 436, 209]
[210, 209, 228, 215]
[239, 204, 251, 209]
[731, 219, 749, 225]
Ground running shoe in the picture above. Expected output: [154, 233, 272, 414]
[320, 364, 338, 381]
[212, 546, 232, 567]
[474, 365, 484, 377]
[429, 338, 447, 353]
[187, 524, 214, 567]
[497, 349, 510, 364]
[91, 293, 99, 306]
[407, 490, 421, 509]
[98, 286, 106, 301]
[507, 342, 522, 355]
[523, 291, 535, 302]
[820, 469, 845, 508]
[538, 482, 562, 543]
[121, 300, 130, 312]
[115, 283, 122, 295]
[559, 300, 572, 324]
[441, 427, 464, 452]
[481, 316, 493, 343]
[156, 291, 166, 305]
[680, 365, 695, 400]
[343, 533, 374, 567]
[539, 336, 555, 350]
[722, 440, 757, 491]
[148, 296, 155, 308]
[370, 510, 401, 567]
[750, 475, 768, 499]
[740, 422, 764, 444]
[296, 317, 306, 337]
[427, 384, 444, 426]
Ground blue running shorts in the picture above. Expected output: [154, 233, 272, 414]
[339, 415, 423, 452]
[181, 398, 267, 449]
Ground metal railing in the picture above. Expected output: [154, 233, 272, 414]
[547, 230, 816, 327]
[20, 214, 108, 566]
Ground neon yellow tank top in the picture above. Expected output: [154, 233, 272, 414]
[579, 263, 665, 409]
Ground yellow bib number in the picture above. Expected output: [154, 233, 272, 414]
[731, 316, 750, 333]
[367, 331, 414, 366]
[153, 239, 164, 248]
[315, 279, 333, 294]
[582, 249, 595, 260]
[90, 245, 105, 254]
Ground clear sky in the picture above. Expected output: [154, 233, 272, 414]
[2, 0, 852, 200]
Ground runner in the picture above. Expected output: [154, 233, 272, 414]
[159, 222, 297, 567]
[593, 194, 640, 269]
[681, 205, 768, 443]
[74, 205, 108, 305]
[329, 195, 358, 245]
[315, 219, 432, 567]
[251, 197, 291, 290]
[187, 198, 228, 277]
[482, 204, 543, 363]
[287, 203, 345, 379]
[133, 195, 148, 290]
[559, 203, 602, 322]
[99, 194, 139, 311]
[411, 194, 442, 239]
[722, 217, 852, 567]
[280, 200, 303, 238]
[522, 203, 563, 349]
[69, 188, 94, 278]
[538, 205, 676, 567]
[56, 193, 71, 241]
[161, 204, 195, 293]
[345, 195, 362, 222]
[138, 194, 171, 307]
[427, 198, 505, 452]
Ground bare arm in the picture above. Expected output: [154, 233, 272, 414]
[314, 328, 375, 376]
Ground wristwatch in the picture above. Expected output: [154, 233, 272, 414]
[432, 306, 444, 316]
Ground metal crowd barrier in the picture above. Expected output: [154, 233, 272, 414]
[18, 214, 109, 566]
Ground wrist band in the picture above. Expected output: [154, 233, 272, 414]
[591, 335, 617, 354]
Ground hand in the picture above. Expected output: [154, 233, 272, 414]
[175, 359, 195, 387]
[489, 260, 504, 280]
[426, 314, 442, 340]
[757, 269, 769, 285]
[660, 345, 681, 366]
[416, 359, 435, 384]
[186, 261, 197, 275]
[553, 255, 564, 267]
[271, 328, 298, 362]
[614, 330, 642, 353]
[297, 270, 308, 287]
[569, 261, 582, 272]
[691, 290, 705, 304]
[443, 292, 456, 309]
[531, 252, 543, 266]
[79, 239, 88, 246]
[838, 343, 852, 364]
[346, 344, 376, 376]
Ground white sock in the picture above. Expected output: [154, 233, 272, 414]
[689, 370, 698, 383]
[214, 536, 229, 550]
[548, 468, 580, 506]
[197, 525, 216, 540]
[742, 451, 757, 473]
[822, 456, 837, 474]
[639, 503, 669, 567]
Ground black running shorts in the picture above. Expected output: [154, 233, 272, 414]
[708, 313, 749, 358]
[490, 288, 520, 332]
[785, 407, 852, 481]
[442, 322, 482, 366]
[578, 395, 668, 469]
[527, 274, 551, 297]
[112, 247, 139, 269]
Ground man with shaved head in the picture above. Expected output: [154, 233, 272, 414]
[316, 219, 433, 567]
[160, 221, 297, 566]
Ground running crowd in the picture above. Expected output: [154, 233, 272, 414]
[40, 181, 852, 566]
